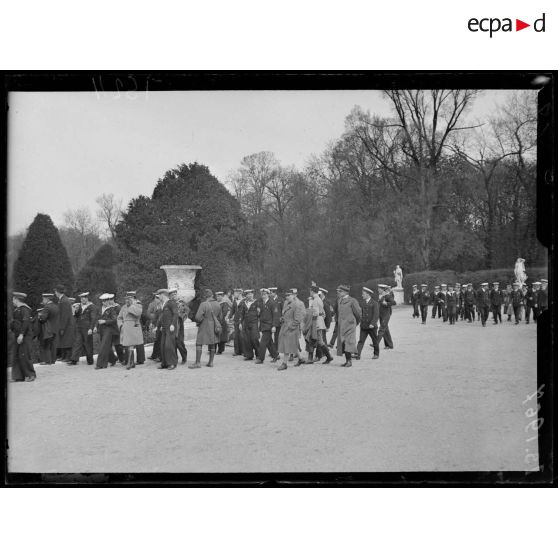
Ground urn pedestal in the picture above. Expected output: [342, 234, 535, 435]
[160, 265, 202, 341]
[392, 287, 405, 306]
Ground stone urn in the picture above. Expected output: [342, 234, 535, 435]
[160, 265, 202, 304]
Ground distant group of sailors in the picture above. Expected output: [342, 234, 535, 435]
[9, 281, 402, 381]
[409, 280, 549, 326]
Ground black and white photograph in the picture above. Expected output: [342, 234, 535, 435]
[3, 73, 554, 480]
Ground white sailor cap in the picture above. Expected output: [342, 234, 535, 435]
[99, 293, 114, 300]
[318, 287, 328, 294]
[533, 281, 541, 285]
[377, 284, 388, 290]
[260, 288, 270, 294]
[362, 287, 374, 295]
[441, 284, 447, 288]
[268, 287, 278, 292]
[541, 279, 548, 283]
[42, 292, 55, 298]
[233, 288, 243, 293]
[481, 282, 488, 286]
[168, 288, 177, 294]
[156, 288, 169, 295]
[78, 292, 90, 298]
[421, 284, 428, 287]
[215, 291, 225, 296]
[412, 284, 418, 288]
[125, 291, 137, 297]
[244, 289, 254, 295]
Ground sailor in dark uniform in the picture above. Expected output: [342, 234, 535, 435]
[490, 282, 503, 324]
[10, 292, 36, 382]
[419, 284, 430, 324]
[230, 288, 245, 357]
[377, 284, 396, 349]
[94, 293, 120, 368]
[268, 287, 283, 354]
[240, 289, 260, 360]
[511, 282, 524, 325]
[170, 288, 187, 363]
[477, 282, 491, 327]
[439, 284, 448, 322]
[464, 283, 476, 322]
[431, 286, 440, 319]
[411, 284, 420, 318]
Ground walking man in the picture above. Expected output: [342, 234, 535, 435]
[54, 284, 74, 361]
[255, 288, 280, 364]
[335, 284, 361, 368]
[37, 292, 59, 365]
[117, 291, 144, 370]
[157, 289, 179, 370]
[377, 284, 396, 349]
[10, 292, 36, 382]
[277, 289, 306, 370]
[356, 286, 379, 360]
[411, 284, 420, 318]
[477, 282, 491, 327]
[419, 284, 431, 324]
[68, 291, 97, 365]
[240, 289, 260, 361]
[490, 282, 503, 324]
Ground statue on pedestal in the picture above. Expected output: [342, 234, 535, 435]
[514, 258, 527, 287]
[393, 265, 403, 289]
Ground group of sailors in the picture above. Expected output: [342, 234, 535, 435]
[9, 281, 402, 380]
[409, 280, 549, 327]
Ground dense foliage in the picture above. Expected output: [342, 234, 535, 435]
[75, 243, 119, 299]
[114, 163, 263, 299]
[12, 213, 74, 308]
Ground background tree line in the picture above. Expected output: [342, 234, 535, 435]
[10, 89, 545, 308]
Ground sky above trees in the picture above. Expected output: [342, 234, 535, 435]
[8, 89, 513, 235]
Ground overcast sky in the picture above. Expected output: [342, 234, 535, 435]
[8, 89, 515, 236]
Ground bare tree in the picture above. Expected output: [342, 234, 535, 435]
[96, 193, 123, 240]
[61, 207, 103, 272]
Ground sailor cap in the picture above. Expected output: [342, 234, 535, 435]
[541, 279, 548, 283]
[215, 291, 225, 296]
[421, 284, 428, 287]
[244, 289, 254, 295]
[42, 292, 55, 298]
[336, 284, 350, 292]
[125, 291, 137, 297]
[78, 292, 90, 298]
[260, 288, 270, 294]
[99, 293, 114, 300]
[268, 287, 278, 292]
[168, 288, 177, 294]
[318, 287, 328, 294]
[377, 284, 389, 289]
[13, 291, 27, 299]
[481, 282, 488, 286]
[362, 287, 374, 295]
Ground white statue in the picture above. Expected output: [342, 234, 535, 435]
[514, 258, 527, 287]
[393, 265, 403, 289]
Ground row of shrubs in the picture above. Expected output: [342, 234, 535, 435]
[351, 267, 548, 304]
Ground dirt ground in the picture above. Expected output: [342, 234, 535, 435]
[7, 306, 539, 472]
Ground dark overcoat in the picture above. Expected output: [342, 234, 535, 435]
[56, 295, 75, 348]
[195, 299, 222, 345]
[38, 301, 59, 340]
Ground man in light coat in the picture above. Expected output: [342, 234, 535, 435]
[308, 284, 333, 364]
[277, 289, 306, 370]
[117, 291, 144, 370]
[335, 284, 361, 368]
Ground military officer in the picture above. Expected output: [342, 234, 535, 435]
[117, 291, 144, 370]
[156, 289, 179, 370]
[54, 284, 75, 361]
[239, 289, 260, 361]
[230, 288, 245, 357]
[411, 284, 420, 318]
[431, 285, 440, 319]
[490, 282, 503, 324]
[94, 293, 120, 369]
[268, 287, 283, 352]
[377, 284, 396, 349]
[356, 286, 379, 360]
[477, 282, 491, 327]
[215, 291, 232, 355]
[68, 292, 97, 365]
[419, 284, 431, 324]
[147, 292, 163, 362]
[464, 283, 476, 322]
[446, 284, 457, 325]
[37, 292, 59, 365]
[511, 282, 524, 325]
[334, 284, 361, 368]
[439, 284, 448, 322]
[315, 288, 333, 361]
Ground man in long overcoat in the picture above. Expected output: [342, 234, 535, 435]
[268, 287, 283, 352]
[169, 288, 187, 364]
[68, 291, 97, 365]
[411, 284, 420, 318]
[335, 284, 361, 368]
[156, 289, 179, 370]
[230, 288, 245, 357]
[315, 287, 333, 362]
[239, 289, 260, 361]
[215, 291, 232, 355]
[277, 289, 306, 370]
[476, 283, 491, 327]
[54, 284, 74, 361]
[490, 282, 503, 324]
[37, 292, 59, 364]
[94, 293, 120, 368]
[117, 291, 144, 369]
[147, 293, 163, 361]
[189, 288, 222, 368]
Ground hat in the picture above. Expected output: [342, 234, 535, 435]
[435, 285, 440, 289]
[455, 282, 461, 286]
[68, 297, 76, 302]
[412, 284, 417, 288]
[168, 288, 177, 294]
[244, 289, 254, 295]
[492, 282, 499, 285]
[291, 288, 298, 294]
[362, 287, 374, 295]
[377, 284, 388, 290]
[215, 291, 224, 296]
[78, 292, 90, 298]
[336, 284, 350, 292]
[421, 283, 427, 287]
[533, 281, 541, 286]
[260, 288, 270, 295]
[513, 282, 520, 286]
[481, 282, 488, 286]
[268, 287, 278, 292]
[441, 284, 447, 288]
[42, 292, 55, 298]
[285, 288, 297, 295]
[541, 279, 548, 283]
[156, 288, 169, 295]
[318, 287, 328, 294]
[125, 291, 137, 297]
[233, 288, 243, 293]
[13, 291, 27, 299]
[99, 293, 114, 300]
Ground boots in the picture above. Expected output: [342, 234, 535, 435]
[188, 346, 202, 369]
[126, 349, 135, 370]
[322, 344, 333, 364]
[304, 350, 314, 364]
[207, 346, 215, 367]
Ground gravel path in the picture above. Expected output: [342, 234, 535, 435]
[7, 307, 538, 472]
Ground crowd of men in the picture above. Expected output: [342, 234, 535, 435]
[9, 277, 548, 382]
[409, 280, 548, 327]
[9, 281, 401, 381]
